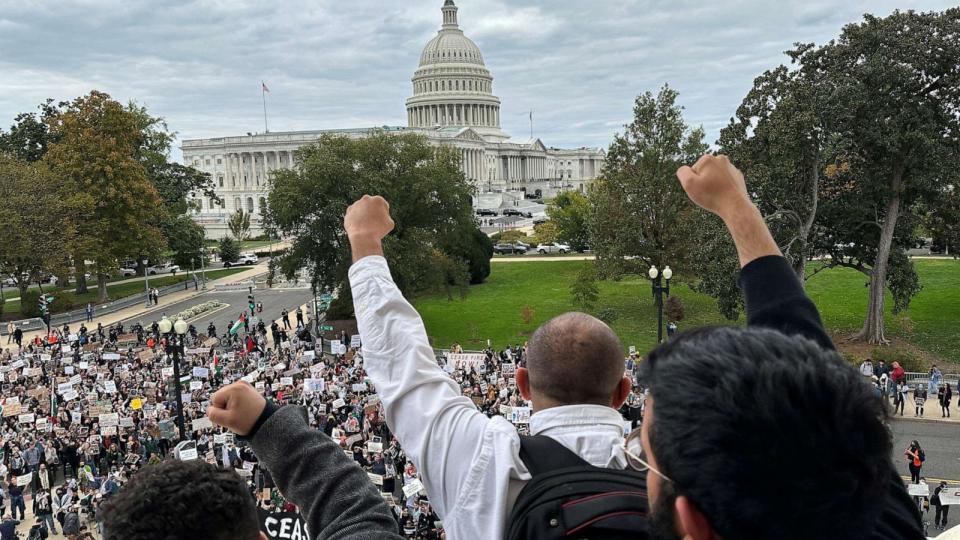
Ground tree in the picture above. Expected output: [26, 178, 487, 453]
[923, 186, 960, 256]
[43, 91, 166, 301]
[218, 237, 240, 265]
[570, 264, 599, 312]
[548, 191, 591, 251]
[0, 100, 61, 162]
[267, 131, 477, 314]
[490, 229, 530, 244]
[442, 227, 493, 285]
[664, 295, 685, 323]
[228, 210, 252, 244]
[164, 215, 207, 270]
[0, 156, 75, 314]
[589, 85, 708, 279]
[792, 9, 960, 343]
[533, 221, 558, 244]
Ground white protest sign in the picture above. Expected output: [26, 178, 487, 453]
[18, 413, 35, 424]
[102, 353, 121, 361]
[40, 354, 52, 362]
[57, 382, 74, 395]
[243, 461, 255, 471]
[79, 361, 89, 370]
[64, 366, 75, 375]
[71, 411, 82, 423]
[908, 482, 930, 497]
[103, 380, 117, 394]
[119, 417, 135, 428]
[101, 426, 117, 436]
[332, 398, 346, 409]
[63, 389, 79, 401]
[192, 367, 210, 379]
[69, 374, 82, 385]
[16, 473, 33, 487]
[192, 417, 214, 431]
[368, 473, 384, 486]
[99, 413, 119, 427]
[241, 369, 261, 383]
[351, 383, 366, 393]
[511, 407, 531, 424]
[447, 353, 486, 371]
[350, 335, 362, 348]
[179, 448, 199, 461]
[303, 378, 325, 394]
[161, 367, 174, 377]
[273, 362, 286, 372]
[190, 381, 203, 391]
[255, 381, 265, 391]
[402, 479, 425, 498]
[280, 377, 294, 387]
[181, 392, 192, 404]
[940, 488, 960, 505]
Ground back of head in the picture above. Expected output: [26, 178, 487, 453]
[639, 326, 892, 539]
[526, 312, 624, 406]
[103, 459, 261, 540]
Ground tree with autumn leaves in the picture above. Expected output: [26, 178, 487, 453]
[0, 91, 213, 303]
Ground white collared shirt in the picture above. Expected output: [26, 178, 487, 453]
[350, 256, 628, 540]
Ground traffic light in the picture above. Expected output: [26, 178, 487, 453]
[38, 294, 53, 324]
[247, 293, 255, 313]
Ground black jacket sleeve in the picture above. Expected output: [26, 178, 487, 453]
[739, 256, 924, 540]
[250, 405, 403, 540]
[738, 255, 834, 350]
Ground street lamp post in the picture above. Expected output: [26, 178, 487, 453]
[159, 316, 188, 441]
[142, 258, 151, 308]
[648, 265, 673, 344]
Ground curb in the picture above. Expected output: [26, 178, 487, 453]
[888, 415, 960, 427]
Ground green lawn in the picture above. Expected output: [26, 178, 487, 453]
[1, 268, 246, 319]
[414, 259, 960, 363]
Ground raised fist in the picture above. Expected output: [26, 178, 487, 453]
[676, 155, 751, 221]
[206, 381, 266, 436]
[344, 195, 395, 243]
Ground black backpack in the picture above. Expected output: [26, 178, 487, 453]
[506, 435, 650, 540]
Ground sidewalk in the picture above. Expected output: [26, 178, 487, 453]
[886, 395, 960, 425]
[12, 264, 268, 345]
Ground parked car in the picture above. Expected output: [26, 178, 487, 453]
[119, 267, 137, 277]
[147, 263, 180, 275]
[536, 242, 571, 255]
[223, 253, 259, 268]
[476, 208, 499, 217]
[501, 208, 533, 218]
[493, 243, 528, 255]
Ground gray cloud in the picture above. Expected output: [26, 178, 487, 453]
[0, 0, 955, 161]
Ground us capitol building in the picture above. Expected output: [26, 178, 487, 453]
[182, 0, 605, 237]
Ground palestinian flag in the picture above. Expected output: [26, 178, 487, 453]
[229, 313, 246, 335]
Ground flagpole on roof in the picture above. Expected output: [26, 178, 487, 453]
[261, 81, 270, 133]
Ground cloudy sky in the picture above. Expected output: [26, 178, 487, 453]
[0, 0, 954, 162]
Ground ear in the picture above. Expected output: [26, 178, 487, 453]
[260, 533, 270, 540]
[517, 367, 532, 401]
[675, 495, 714, 540]
[611, 376, 632, 409]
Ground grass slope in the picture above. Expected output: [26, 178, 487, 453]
[414, 259, 960, 363]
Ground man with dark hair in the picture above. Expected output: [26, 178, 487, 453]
[105, 380, 403, 540]
[633, 155, 922, 539]
[104, 460, 261, 539]
[341, 195, 636, 539]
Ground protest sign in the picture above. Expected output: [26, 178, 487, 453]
[280, 377, 294, 387]
[71, 411, 82, 423]
[16, 473, 32, 487]
[303, 379, 325, 394]
[79, 361, 89, 370]
[350, 335, 362, 348]
[69, 374, 82, 385]
[499, 404, 512, 416]
[57, 382, 74, 395]
[102, 353, 121, 361]
[331, 398, 345, 409]
[101, 426, 117, 436]
[242, 369, 261, 383]
[501, 363, 515, 376]
[351, 383, 366, 393]
[161, 367, 174, 377]
[190, 381, 203, 391]
[908, 482, 930, 497]
[403, 479, 425, 498]
[447, 353, 486, 371]
[62, 389, 79, 401]
[192, 417, 214, 432]
[130, 398, 143, 410]
[64, 366, 75, 375]
[119, 417, 135, 428]
[104, 380, 117, 394]
[99, 413, 119, 427]
[257, 508, 311, 540]
[193, 367, 210, 379]
[511, 407, 531, 424]
[18, 413, 35, 424]
[941, 487, 960, 505]
[367, 473, 383, 486]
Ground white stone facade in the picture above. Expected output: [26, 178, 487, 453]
[182, 0, 605, 238]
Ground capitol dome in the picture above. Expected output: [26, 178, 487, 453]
[406, 0, 504, 137]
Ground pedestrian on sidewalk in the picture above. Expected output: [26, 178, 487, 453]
[929, 365, 943, 396]
[915, 384, 928, 417]
[940, 383, 953, 418]
[5, 322, 13, 344]
[12, 327, 21, 349]
[7, 483, 25, 521]
[281, 309, 290, 330]
[85, 303, 93, 323]
[296, 307, 303, 327]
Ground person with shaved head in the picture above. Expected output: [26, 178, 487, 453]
[344, 196, 643, 540]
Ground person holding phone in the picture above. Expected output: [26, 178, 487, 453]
[905, 440, 925, 484]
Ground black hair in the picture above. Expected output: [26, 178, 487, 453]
[639, 326, 892, 539]
[102, 459, 261, 540]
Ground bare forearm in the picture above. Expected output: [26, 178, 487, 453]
[351, 235, 384, 263]
[721, 202, 781, 268]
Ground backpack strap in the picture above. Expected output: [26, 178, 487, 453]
[518, 435, 589, 477]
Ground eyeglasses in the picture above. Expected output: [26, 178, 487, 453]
[622, 427, 673, 484]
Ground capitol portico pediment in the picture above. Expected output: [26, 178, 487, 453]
[453, 128, 485, 142]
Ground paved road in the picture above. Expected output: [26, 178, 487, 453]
[891, 417, 960, 482]
[117, 286, 314, 336]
